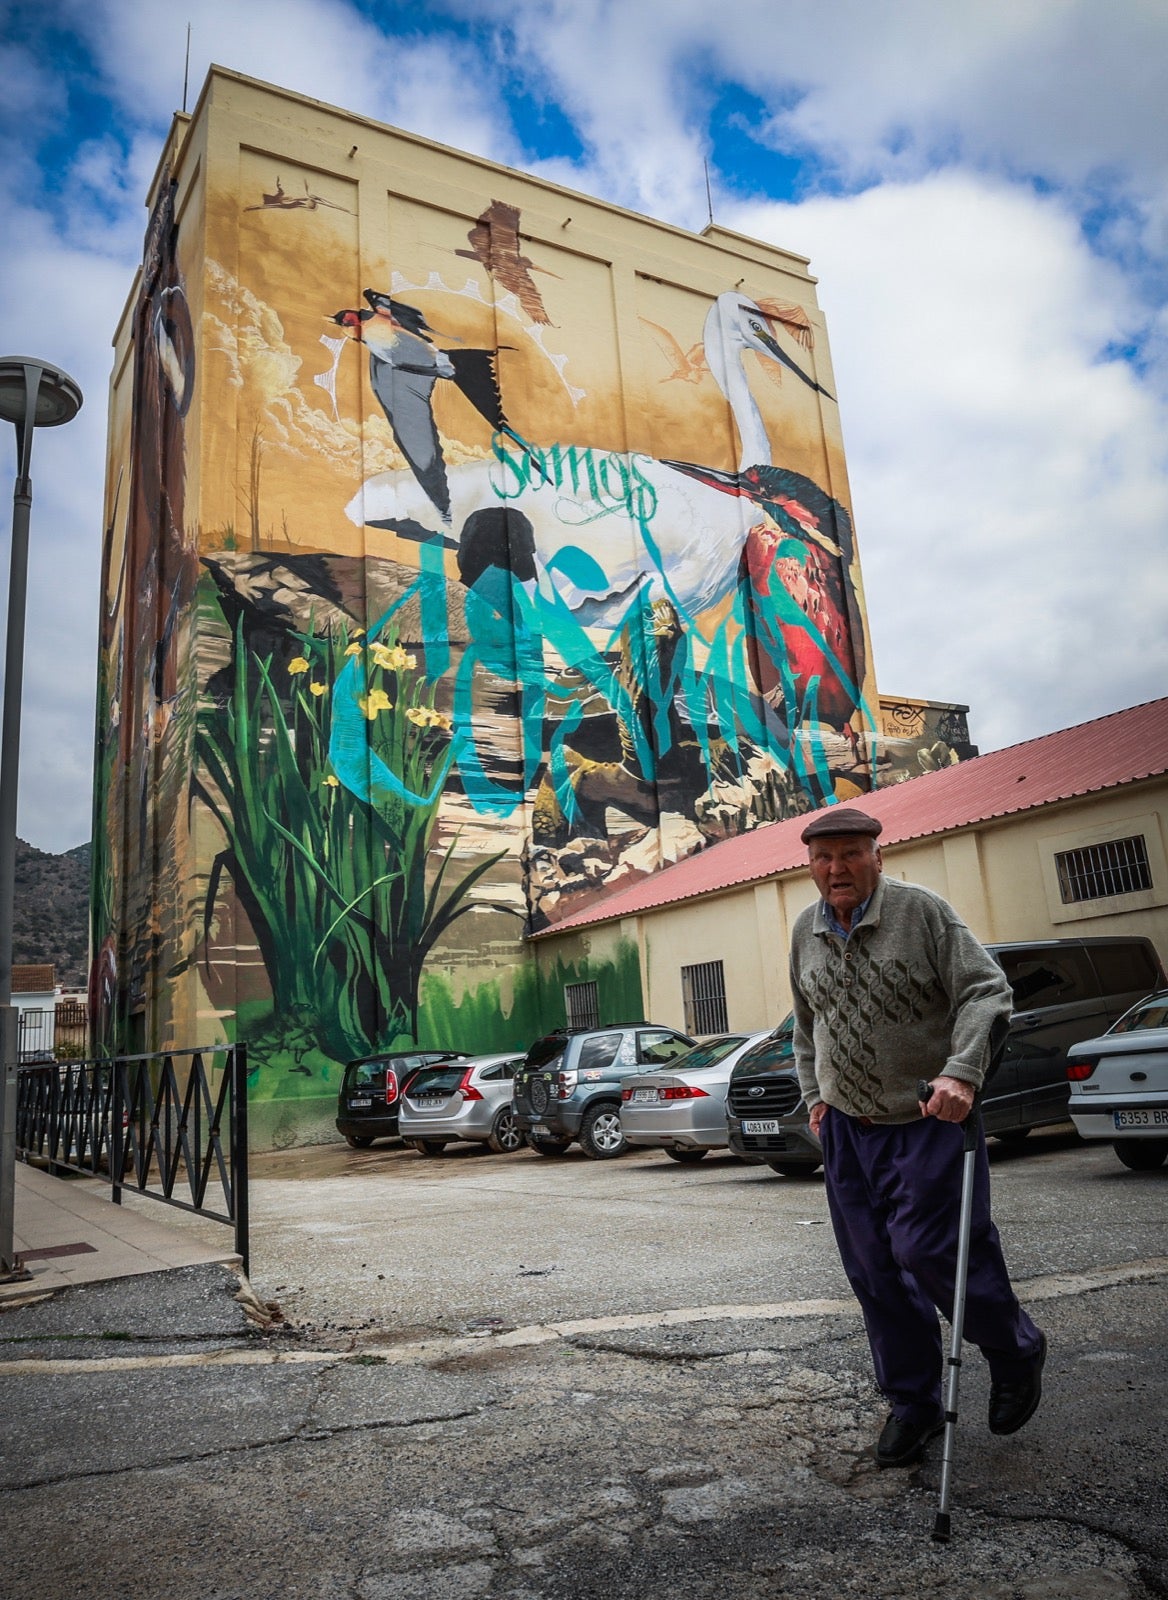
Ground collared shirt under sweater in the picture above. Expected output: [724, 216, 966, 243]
[789, 875, 1013, 1124]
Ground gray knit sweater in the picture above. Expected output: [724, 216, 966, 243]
[790, 876, 1013, 1124]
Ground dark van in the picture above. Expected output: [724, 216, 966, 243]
[987, 936, 1166, 1138]
[726, 934, 1166, 1171]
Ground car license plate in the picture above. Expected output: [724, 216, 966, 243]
[532, 1123, 551, 1135]
[1113, 1108, 1168, 1129]
[415, 1097, 445, 1109]
[743, 1119, 780, 1135]
[632, 1088, 658, 1103]
[348, 1097, 372, 1109]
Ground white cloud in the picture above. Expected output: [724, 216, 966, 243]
[730, 172, 1168, 751]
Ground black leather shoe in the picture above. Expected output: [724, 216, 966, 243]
[875, 1410, 945, 1468]
[989, 1332, 1047, 1435]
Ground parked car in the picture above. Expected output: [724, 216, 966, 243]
[512, 1023, 696, 1159]
[620, 1032, 771, 1161]
[1067, 990, 1168, 1170]
[730, 935, 1167, 1173]
[724, 1018, 817, 1177]
[335, 1050, 469, 1148]
[398, 1052, 525, 1156]
[984, 936, 1165, 1140]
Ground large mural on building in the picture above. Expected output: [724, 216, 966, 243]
[94, 127, 896, 1143]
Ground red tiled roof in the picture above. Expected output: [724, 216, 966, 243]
[535, 697, 1168, 938]
[12, 964, 55, 993]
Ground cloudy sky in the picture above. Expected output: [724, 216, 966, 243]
[1, 0, 1166, 852]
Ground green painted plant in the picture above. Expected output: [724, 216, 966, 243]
[195, 597, 504, 1065]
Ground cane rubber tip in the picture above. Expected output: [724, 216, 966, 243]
[931, 1513, 952, 1542]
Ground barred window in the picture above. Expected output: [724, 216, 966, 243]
[681, 960, 729, 1036]
[1055, 835, 1152, 904]
[564, 980, 600, 1030]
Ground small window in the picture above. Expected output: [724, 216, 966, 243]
[1088, 941, 1160, 1000]
[637, 1030, 693, 1065]
[565, 980, 600, 1030]
[681, 960, 729, 1035]
[1055, 836, 1152, 904]
[577, 1033, 623, 1071]
[996, 948, 1099, 1009]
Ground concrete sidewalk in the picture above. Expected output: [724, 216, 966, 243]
[0, 1159, 240, 1304]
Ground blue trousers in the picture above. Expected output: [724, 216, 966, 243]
[820, 1106, 1043, 1421]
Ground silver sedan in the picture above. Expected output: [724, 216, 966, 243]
[399, 1053, 525, 1156]
[619, 1032, 772, 1161]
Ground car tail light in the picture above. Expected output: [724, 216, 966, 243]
[457, 1068, 484, 1102]
[661, 1085, 709, 1100]
[621, 1088, 635, 1101]
[1066, 1058, 1097, 1081]
[555, 1070, 578, 1100]
[384, 1069, 399, 1104]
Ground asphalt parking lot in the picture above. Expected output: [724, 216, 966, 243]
[3, 1126, 1166, 1599]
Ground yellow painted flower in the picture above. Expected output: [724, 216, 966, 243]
[359, 688, 393, 720]
[287, 656, 310, 675]
[344, 641, 363, 657]
[323, 775, 340, 788]
[406, 706, 452, 730]
[309, 682, 326, 697]
[369, 642, 417, 673]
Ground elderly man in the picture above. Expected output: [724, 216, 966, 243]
[789, 807, 1046, 1468]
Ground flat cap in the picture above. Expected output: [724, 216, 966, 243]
[800, 806, 883, 843]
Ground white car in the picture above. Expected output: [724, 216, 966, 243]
[619, 1032, 772, 1161]
[1067, 990, 1168, 1171]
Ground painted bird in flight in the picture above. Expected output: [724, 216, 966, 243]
[455, 199, 560, 325]
[329, 289, 542, 523]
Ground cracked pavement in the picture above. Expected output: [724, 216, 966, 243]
[1, 1131, 1165, 1599]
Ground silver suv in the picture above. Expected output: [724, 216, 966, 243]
[512, 1023, 696, 1159]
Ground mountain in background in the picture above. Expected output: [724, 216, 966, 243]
[14, 839, 90, 989]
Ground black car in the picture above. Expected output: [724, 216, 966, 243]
[727, 934, 1166, 1174]
[336, 1050, 469, 1148]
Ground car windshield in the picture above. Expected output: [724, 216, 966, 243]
[1110, 995, 1168, 1034]
[343, 1060, 387, 1091]
[406, 1064, 467, 1094]
[525, 1035, 568, 1070]
[656, 1035, 749, 1072]
[729, 1016, 795, 1080]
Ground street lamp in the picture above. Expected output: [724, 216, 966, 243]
[0, 357, 83, 1275]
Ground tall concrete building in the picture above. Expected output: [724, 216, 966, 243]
[94, 68, 970, 1145]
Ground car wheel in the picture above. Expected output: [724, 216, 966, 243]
[579, 1103, 627, 1159]
[994, 1128, 1031, 1145]
[1113, 1139, 1168, 1172]
[488, 1108, 524, 1154]
[664, 1147, 707, 1163]
[344, 1134, 374, 1149]
[765, 1159, 822, 1178]
[416, 1139, 448, 1157]
[527, 1132, 573, 1156]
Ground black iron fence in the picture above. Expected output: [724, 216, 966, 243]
[15, 1045, 249, 1272]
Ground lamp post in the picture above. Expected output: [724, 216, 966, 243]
[0, 357, 83, 1275]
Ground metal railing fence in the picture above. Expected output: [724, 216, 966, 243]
[15, 1045, 248, 1272]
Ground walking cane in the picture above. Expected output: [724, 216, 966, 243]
[917, 1014, 1010, 1543]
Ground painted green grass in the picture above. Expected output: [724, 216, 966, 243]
[195, 597, 504, 1072]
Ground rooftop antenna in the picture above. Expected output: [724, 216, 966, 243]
[182, 23, 191, 114]
[704, 159, 715, 228]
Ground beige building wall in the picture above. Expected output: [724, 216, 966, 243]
[555, 780, 1168, 1034]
